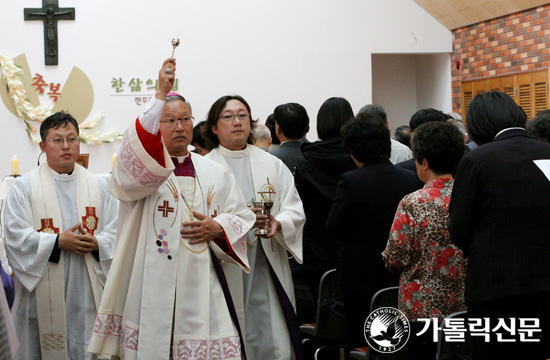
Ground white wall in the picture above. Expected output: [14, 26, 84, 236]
[0, 0, 451, 176]
[372, 54, 419, 133]
[416, 53, 452, 112]
[372, 53, 452, 134]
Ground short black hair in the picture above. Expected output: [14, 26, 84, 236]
[203, 95, 257, 149]
[467, 91, 526, 145]
[341, 112, 391, 163]
[409, 108, 447, 132]
[394, 125, 411, 148]
[273, 103, 309, 139]
[40, 111, 79, 142]
[527, 110, 550, 144]
[412, 122, 464, 175]
[358, 104, 387, 123]
[265, 114, 280, 145]
[192, 121, 208, 149]
[317, 97, 354, 140]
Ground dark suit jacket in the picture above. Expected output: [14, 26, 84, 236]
[326, 158, 423, 294]
[395, 158, 416, 172]
[448, 129, 550, 305]
[396, 145, 471, 175]
[270, 140, 302, 174]
[293, 138, 357, 281]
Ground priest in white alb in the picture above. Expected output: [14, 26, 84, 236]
[204, 96, 305, 360]
[5, 112, 118, 360]
[88, 59, 255, 360]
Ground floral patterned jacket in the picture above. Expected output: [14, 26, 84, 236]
[382, 178, 466, 322]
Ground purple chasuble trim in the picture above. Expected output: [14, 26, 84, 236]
[269, 264, 304, 360]
[209, 249, 247, 360]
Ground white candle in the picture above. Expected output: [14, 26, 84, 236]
[111, 153, 117, 171]
[11, 155, 19, 176]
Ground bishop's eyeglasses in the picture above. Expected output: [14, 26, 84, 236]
[160, 117, 195, 127]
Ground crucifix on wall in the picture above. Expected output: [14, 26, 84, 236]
[24, 0, 75, 66]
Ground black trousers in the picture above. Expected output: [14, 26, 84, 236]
[467, 291, 550, 360]
[343, 290, 373, 349]
[343, 290, 437, 360]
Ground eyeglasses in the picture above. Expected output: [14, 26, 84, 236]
[160, 117, 195, 128]
[219, 113, 250, 122]
[47, 136, 79, 146]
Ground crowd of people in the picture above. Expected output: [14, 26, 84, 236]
[1, 57, 549, 360]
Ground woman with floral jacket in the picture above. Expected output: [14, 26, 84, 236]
[382, 121, 467, 358]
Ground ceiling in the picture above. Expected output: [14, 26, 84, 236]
[414, 0, 550, 30]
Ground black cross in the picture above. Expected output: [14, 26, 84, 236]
[24, 0, 75, 66]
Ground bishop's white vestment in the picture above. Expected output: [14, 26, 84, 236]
[207, 145, 305, 360]
[88, 99, 255, 360]
[5, 164, 118, 360]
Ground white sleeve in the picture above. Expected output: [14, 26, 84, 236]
[95, 179, 119, 278]
[273, 160, 305, 262]
[5, 178, 57, 292]
[0, 177, 15, 275]
[138, 97, 166, 134]
[110, 119, 174, 202]
[212, 167, 256, 272]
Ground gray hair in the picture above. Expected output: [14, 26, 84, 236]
[447, 112, 462, 121]
[166, 95, 192, 115]
[447, 118, 467, 143]
[358, 104, 387, 123]
[253, 124, 272, 142]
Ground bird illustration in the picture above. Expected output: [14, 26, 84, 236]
[371, 317, 401, 345]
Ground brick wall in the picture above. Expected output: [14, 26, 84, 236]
[451, 4, 550, 113]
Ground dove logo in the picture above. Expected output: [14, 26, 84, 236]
[364, 307, 410, 353]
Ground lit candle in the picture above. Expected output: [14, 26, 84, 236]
[11, 155, 19, 176]
[111, 153, 117, 171]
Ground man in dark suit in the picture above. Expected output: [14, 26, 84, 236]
[270, 102, 309, 174]
[326, 113, 422, 349]
[395, 108, 448, 172]
[448, 91, 550, 360]
[358, 104, 413, 164]
[447, 117, 472, 165]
